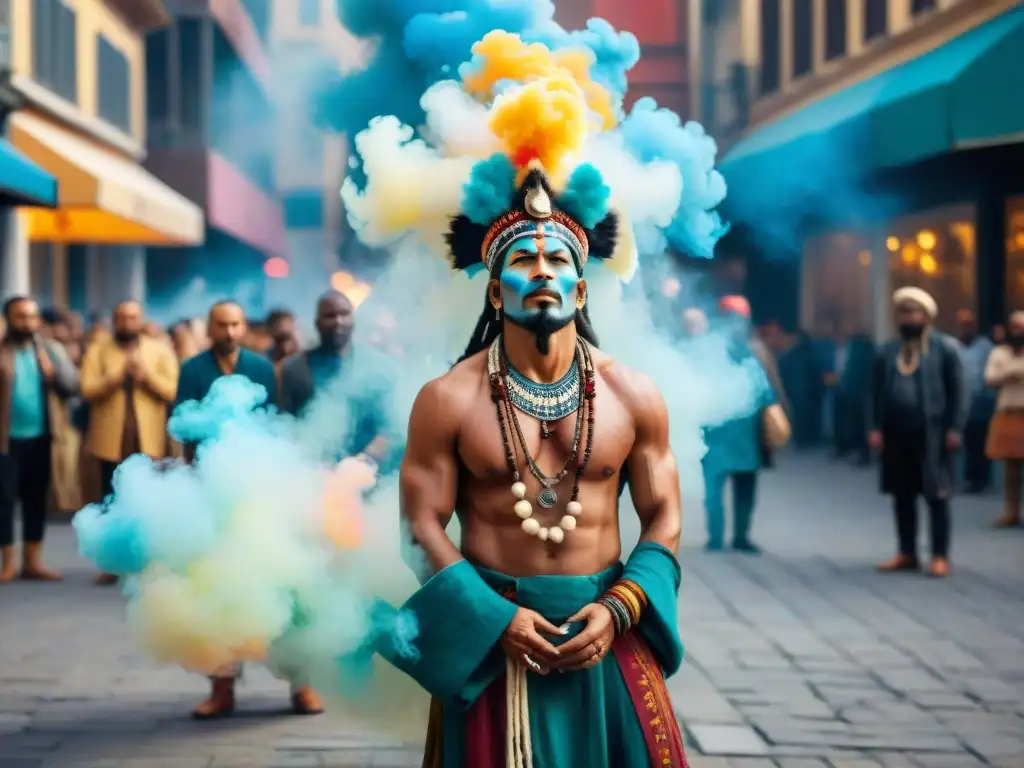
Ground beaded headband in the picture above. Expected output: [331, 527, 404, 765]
[483, 214, 588, 272]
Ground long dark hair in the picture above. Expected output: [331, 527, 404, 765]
[455, 259, 600, 365]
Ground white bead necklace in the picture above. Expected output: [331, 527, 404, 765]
[487, 336, 596, 541]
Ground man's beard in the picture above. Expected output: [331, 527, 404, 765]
[506, 308, 574, 355]
[6, 328, 33, 343]
[213, 340, 238, 356]
[114, 330, 138, 344]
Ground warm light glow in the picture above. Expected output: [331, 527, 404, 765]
[331, 271, 372, 309]
[886, 236, 900, 252]
[916, 229, 937, 250]
[858, 250, 871, 266]
[661, 277, 681, 298]
[263, 257, 290, 278]
[1015, 232, 1024, 251]
[901, 244, 918, 265]
[920, 253, 938, 275]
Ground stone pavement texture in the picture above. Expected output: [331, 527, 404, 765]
[1, 452, 1022, 768]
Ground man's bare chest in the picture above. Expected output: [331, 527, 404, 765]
[457, 390, 634, 482]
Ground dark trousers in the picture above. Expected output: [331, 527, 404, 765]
[963, 417, 991, 491]
[834, 391, 869, 460]
[704, 469, 758, 546]
[0, 437, 52, 548]
[99, 460, 118, 499]
[894, 495, 950, 559]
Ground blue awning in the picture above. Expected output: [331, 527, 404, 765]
[721, 6, 1024, 177]
[0, 137, 58, 207]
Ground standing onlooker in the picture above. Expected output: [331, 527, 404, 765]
[814, 319, 846, 451]
[983, 311, 1024, 527]
[81, 301, 179, 584]
[702, 296, 781, 554]
[836, 331, 875, 465]
[279, 291, 396, 466]
[779, 330, 823, 449]
[870, 288, 964, 578]
[266, 308, 299, 365]
[0, 297, 79, 582]
[178, 300, 323, 720]
[956, 309, 995, 493]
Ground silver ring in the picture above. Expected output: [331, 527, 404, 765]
[523, 654, 542, 671]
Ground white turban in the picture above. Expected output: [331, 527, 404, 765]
[892, 287, 937, 320]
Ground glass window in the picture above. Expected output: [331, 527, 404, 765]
[97, 35, 131, 133]
[33, 0, 77, 103]
[911, 0, 936, 14]
[825, 0, 847, 60]
[864, 0, 888, 42]
[760, 0, 781, 94]
[298, 0, 319, 26]
[802, 232, 873, 336]
[1005, 197, 1024, 312]
[792, 0, 813, 78]
[146, 30, 169, 126]
[885, 205, 976, 333]
[179, 19, 204, 141]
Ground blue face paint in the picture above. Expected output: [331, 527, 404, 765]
[498, 233, 580, 325]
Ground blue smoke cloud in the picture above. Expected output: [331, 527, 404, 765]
[318, 0, 727, 258]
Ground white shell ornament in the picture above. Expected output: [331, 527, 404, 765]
[537, 527, 549, 541]
[514, 500, 533, 519]
[566, 501, 583, 517]
[547, 526, 564, 543]
[522, 518, 541, 536]
[511, 482, 527, 499]
[559, 515, 577, 531]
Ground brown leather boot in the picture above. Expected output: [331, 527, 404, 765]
[20, 542, 61, 581]
[290, 686, 325, 715]
[93, 572, 118, 586]
[994, 513, 1021, 528]
[876, 554, 919, 572]
[191, 678, 236, 720]
[927, 557, 950, 578]
[0, 545, 16, 583]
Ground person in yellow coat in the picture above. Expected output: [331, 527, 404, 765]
[80, 301, 179, 584]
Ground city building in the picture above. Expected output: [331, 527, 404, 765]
[556, 0, 692, 117]
[267, 0, 366, 313]
[143, 0, 287, 319]
[693, 0, 1024, 336]
[1, 0, 204, 310]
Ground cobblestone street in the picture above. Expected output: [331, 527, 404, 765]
[1, 453, 1022, 768]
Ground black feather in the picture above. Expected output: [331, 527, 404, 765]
[445, 215, 489, 272]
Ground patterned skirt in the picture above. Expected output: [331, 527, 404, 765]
[986, 409, 1024, 460]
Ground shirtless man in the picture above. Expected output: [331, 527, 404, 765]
[389, 168, 688, 766]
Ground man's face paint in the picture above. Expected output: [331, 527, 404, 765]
[498, 230, 580, 328]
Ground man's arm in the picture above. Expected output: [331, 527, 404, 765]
[46, 341, 79, 398]
[81, 344, 123, 402]
[625, 372, 681, 552]
[139, 347, 179, 404]
[400, 377, 463, 574]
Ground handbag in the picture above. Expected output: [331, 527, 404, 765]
[762, 403, 791, 449]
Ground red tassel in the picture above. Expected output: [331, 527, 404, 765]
[512, 146, 539, 169]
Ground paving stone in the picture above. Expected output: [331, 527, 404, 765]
[688, 724, 769, 755]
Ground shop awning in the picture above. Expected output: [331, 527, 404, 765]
[721, 6, 1024, 177]
[9, 111, 204, 245]
[0, 138, 58, 207]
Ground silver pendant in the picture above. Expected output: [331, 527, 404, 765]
[537, 487, 558, 508]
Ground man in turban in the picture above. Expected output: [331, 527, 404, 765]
[869, 287, 965, 578]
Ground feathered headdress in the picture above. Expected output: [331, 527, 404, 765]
[340, 31, 639, 281]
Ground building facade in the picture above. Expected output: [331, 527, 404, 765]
[267, 0, 364, 310]
[694, 0, 1024, 338]
[143, 0, 286, 320]
[1, 0, 204, 311]
[556, 0, 692, 118]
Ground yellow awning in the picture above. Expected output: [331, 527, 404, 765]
[9, 111, 204, 245]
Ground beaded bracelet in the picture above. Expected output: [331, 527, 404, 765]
[597, 579, 649, 636]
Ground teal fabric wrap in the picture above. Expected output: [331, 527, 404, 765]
[622, 540, 685, 677]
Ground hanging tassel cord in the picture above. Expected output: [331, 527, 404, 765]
[505, 656, 534, 768]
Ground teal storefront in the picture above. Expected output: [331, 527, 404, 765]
[716, 6, 1024, 335]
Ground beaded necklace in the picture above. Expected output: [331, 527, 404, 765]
[487, 335, 597, 542]
[502, 351, 581, 437]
